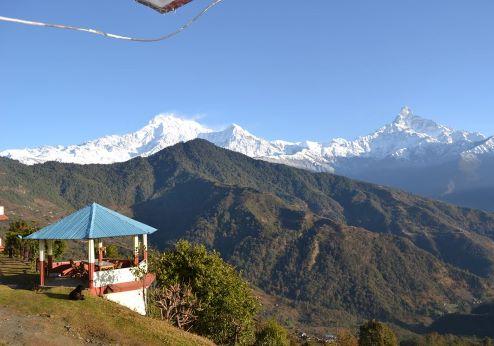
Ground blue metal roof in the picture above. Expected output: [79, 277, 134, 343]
[26, 203, 157, 240]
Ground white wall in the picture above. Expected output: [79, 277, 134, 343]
[93, 262, 148, 315]
[105, 289, 147, 315]
[93, 262, 147, 287]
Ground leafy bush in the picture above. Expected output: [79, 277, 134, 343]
[5, 219, 66, 261]
[255, 319, 290, 346]
[53, 240, 66, 259]
[358, 320, 397, 346]
[150, 240, 260, 345]
[335, 328, 358, 346]
[5, 219, 39, 261]
[105, 244, 120, 259]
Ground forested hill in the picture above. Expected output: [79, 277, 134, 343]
[1, 139, 494, 331]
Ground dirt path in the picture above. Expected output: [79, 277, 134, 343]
[0, 255, 87, 345]
[0, 307, 86, 346]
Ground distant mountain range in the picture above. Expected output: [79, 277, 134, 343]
[2, 139, 494, 336]
[2, 107, 494, 210]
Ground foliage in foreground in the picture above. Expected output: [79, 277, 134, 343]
[150, 240, 261, 345]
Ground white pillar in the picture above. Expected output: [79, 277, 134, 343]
[39, 240, 45, 262]
[88, 239, 95, 263]
[39, 240, 45, 286]
[133, 235, 139, 266]
[88, 239, 95, 290]
[142, 234, 148, 272]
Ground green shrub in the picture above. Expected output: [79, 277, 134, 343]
[358, 320, 398, 346]
[255, 319, 290, 346]
[5, 219, 39, 261]
[105, 244, 120, 259]
[150, 240, 260, 345]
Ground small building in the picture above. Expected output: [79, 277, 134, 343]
[26, 203, 157, 315]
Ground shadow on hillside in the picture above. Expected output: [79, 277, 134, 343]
[389, 317, 428, 335]
[43, 292, 70, 300]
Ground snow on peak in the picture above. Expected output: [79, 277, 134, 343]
[397, 106, 413, 120]
[199, 124, 282, 157]
[0, 113, 213, 165]
[0, 108, 491, 172]
[393, 106, 439, 131]
[462, 136, 494, 157]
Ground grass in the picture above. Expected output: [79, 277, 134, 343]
[0, 254, 214, 345]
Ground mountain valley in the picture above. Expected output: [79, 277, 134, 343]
[2, 139, 494, 335]
[3, 107, 494, 212]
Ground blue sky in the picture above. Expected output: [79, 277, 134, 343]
[1, 0, 494, 150]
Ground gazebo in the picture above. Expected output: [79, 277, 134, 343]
[26, 203, 157, 315]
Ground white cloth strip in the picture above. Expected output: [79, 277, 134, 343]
[0, 0, 223, 42]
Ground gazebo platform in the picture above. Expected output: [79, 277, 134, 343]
[26, 203, 157, 315]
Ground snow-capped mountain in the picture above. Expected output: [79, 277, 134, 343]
[325, 106, 484, 160]
[0, 107, 491, 171]
[3, 106, 494, 211]
[199, 124, 284, 158]
[0, 115, 212, 165]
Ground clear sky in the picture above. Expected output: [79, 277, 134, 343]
[1, 0, 494, 150]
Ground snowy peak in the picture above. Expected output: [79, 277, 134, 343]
[388, 107, 484, 144]
[199, 124, 282, 158]
[462, 136, 494, 157]
[1, 107, 492, 172]
[393, 106, 413, 124]
[391, 106, 444, 134]
[0, 114, 214, 165]
[145, 114, 211, 134]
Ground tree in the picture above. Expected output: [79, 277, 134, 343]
[335, 328, 358, 346]
[53, 240, 66, 259]
[255, 319, 290, 346]
[105, 244, 120, 259]
[358, 320, 398, 346]
[5, 219, 39, 261]
[150, 240, 260, 345]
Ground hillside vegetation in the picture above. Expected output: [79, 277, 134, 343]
[2, 139, 494, 333]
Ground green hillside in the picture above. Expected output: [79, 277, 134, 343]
[2, 139, 494, 334]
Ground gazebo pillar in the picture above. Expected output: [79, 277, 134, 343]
[98, 241, 103, 263]
[133, 235, 139, 266]
[38, 240, 45, 287]
[88, 239, 95, 290]
[142, 234, 148, 263]
[47, 240, 53, 270]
